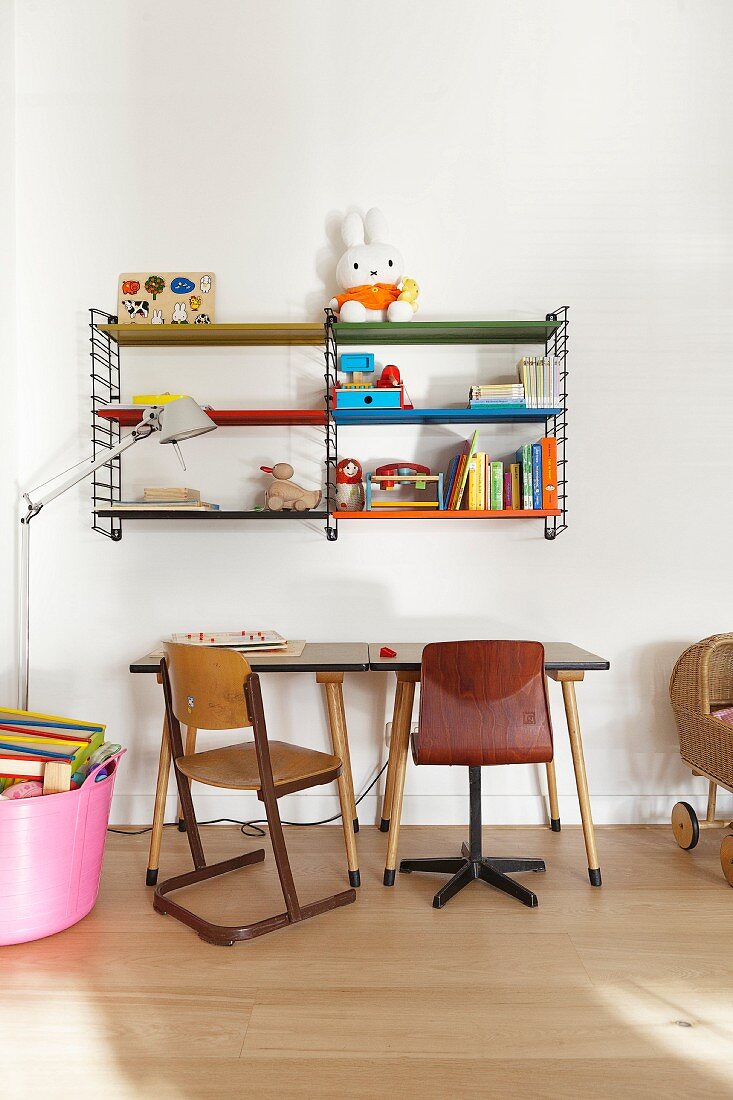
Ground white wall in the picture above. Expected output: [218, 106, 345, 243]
[9, 0, 733, 826]
[1, 0, 16, 704]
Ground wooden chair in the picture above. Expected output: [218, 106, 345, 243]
[153, 642, 357, 945]
[399, 640, 554, 909]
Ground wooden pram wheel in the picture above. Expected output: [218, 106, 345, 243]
[671, 802, 700, 850]
[721, 835, 733, 887]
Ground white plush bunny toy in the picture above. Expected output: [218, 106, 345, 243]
[329, 208, 416, 323]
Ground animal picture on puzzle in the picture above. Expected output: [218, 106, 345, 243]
[117, 272, 216, 325]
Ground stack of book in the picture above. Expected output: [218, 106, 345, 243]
[516, 356, 561, 408]
[468, 384, 525, 411]
[443, 433, 558, 512]
[106, 488, 220, 511]
[0, 708, 106, 793]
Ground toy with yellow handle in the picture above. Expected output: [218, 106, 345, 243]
[397, 278, 419, 314]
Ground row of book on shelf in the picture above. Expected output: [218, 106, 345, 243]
[468, 356, 561, 410]
[443, 430, 558, 511]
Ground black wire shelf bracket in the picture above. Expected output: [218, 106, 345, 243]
[90, 308, 122, 541]
[324, 308, 339, 541]
[544, 306, 569, 541]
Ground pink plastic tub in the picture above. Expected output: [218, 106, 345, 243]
[0, 751, 125, 945]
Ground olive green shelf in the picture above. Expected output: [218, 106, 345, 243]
[96, 322, 325, 347]
[333, 319, 563, 346]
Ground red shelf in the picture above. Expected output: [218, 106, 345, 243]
[96, 408, 326, 427]
[335, 509, 561, 520]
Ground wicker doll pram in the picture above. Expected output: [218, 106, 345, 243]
[669, 633, 733, 885]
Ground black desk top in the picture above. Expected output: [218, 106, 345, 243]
[130, 642, 370, 675]
[368, 642, 610, 673]
[130, 641, 609, 676]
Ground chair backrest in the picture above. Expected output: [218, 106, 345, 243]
[413, 640, 553, 767]
[161, 642, 253, 730]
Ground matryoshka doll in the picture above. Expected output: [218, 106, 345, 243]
[335, 458, 365, 512]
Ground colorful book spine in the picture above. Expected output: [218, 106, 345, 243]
[490, 462, 503, 510]
[467, 454, 479, 510]
[531, 443, 542, 510]
[443, 453, 460, 508]
[515, 444, 533, 509]
[540, 436, 559, 510]
[450, 431, 479, 510]
[448, 453, 467, 509]
[476, 452, 487, 510]
[503, 470, 512, 509]
[510, 463, 520, 511]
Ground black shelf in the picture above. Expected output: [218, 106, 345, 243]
[94, 510, 329, 521]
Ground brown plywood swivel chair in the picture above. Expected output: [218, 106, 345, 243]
[399, 641, 554, 909]
[153, 643, 356, 945]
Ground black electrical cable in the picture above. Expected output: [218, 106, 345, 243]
[107, 761, 388, 839]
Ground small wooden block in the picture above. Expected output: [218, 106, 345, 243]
[43, 761, 72, 795]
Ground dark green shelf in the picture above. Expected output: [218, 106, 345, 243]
[333, 319, 562, 346]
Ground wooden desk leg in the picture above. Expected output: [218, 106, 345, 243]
[176, 726, 197, 831]
[147, 711, 172, 887]
[379, 709, 400, 832]
[552, 671, 602, 886]
[317, 673, 360, 887]
[335, 681, 359, 832]
[546, 759, 561, 831]
[384, 671, 419, 886]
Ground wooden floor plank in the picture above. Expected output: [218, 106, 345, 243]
[242, 987, 733, 1061]
[18, 1055, 733, 1099]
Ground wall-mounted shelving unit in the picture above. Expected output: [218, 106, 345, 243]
[325, 307, 569, 540]
[90, 305, 568, 543]
[89, 311, 337, 542]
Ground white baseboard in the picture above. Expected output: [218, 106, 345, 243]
[111, 789, 733, 828]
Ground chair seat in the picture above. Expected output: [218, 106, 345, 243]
[177, 739, 342, 795]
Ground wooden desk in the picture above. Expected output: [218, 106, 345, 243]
[130, 643, 370, 886]
[369, 642, 610, 888]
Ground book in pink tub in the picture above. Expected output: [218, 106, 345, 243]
[0, 751, 125, 945]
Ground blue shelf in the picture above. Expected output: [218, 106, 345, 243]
[331, 407, 562, 426]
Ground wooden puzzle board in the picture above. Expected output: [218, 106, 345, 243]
[117, 272, 216, 326]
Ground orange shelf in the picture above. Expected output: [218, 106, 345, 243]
[335, 509, 561, 520]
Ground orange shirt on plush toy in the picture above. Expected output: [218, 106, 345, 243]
[334, 284, 402, 311]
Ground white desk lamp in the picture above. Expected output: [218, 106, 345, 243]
[18, 397, 216, 709]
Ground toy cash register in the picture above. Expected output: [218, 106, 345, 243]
[334, 355, 412, 410]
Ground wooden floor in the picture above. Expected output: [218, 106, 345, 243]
[4, 824, 733, 1098]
